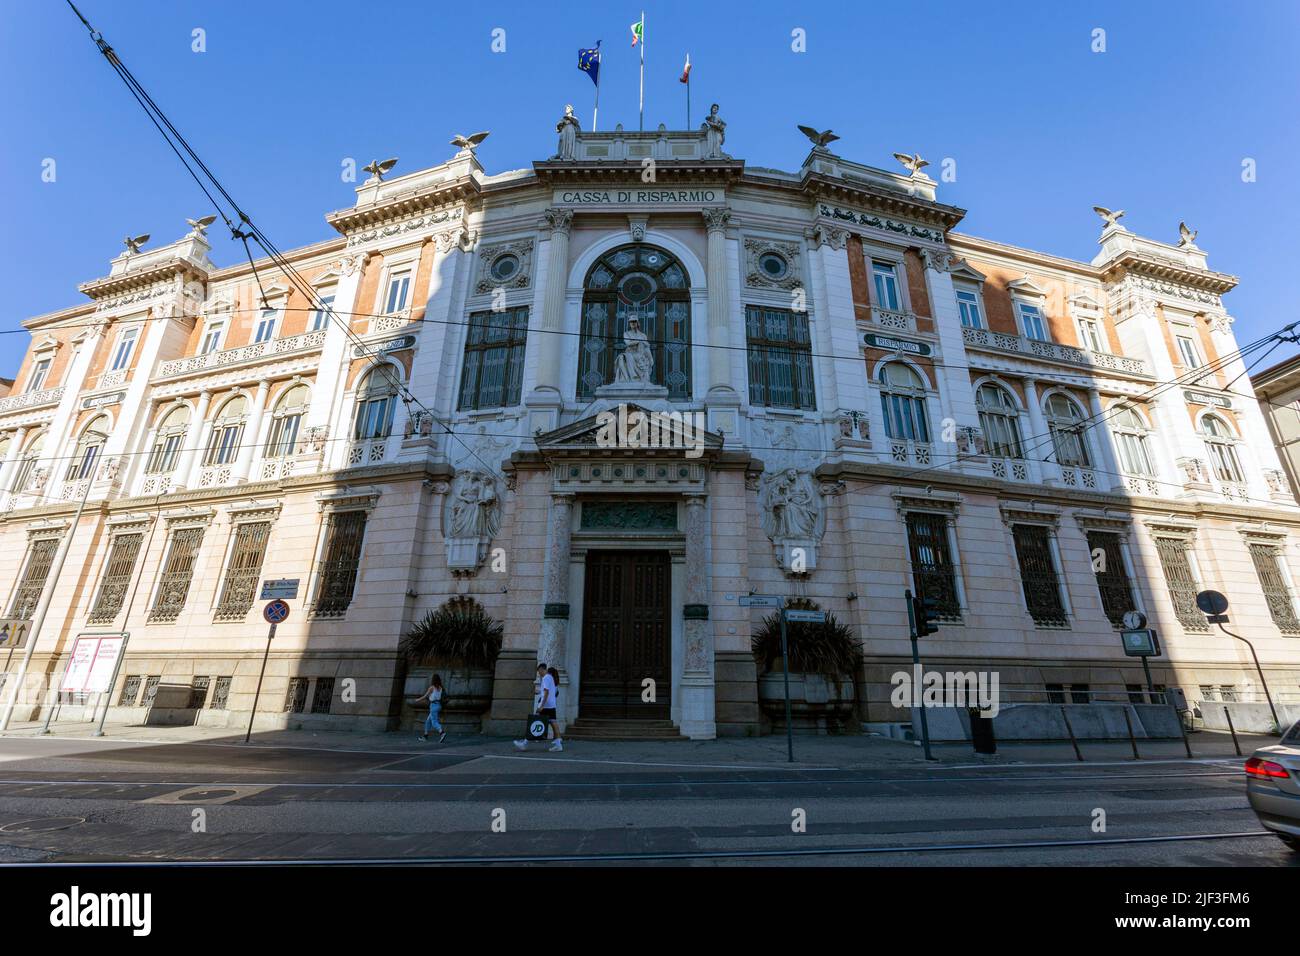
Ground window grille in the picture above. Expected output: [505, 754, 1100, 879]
[87, 533, 143, 624]
[214, 522, 271, 621]
[1012, 524, 1068, 627]
[148, 527, 205, 623]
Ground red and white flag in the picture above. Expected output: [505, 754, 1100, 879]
[679, 53, 691, 83]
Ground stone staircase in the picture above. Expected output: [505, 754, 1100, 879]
[562, 718, 688, 741]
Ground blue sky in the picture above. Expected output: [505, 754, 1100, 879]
[2, 0, 1298, 376]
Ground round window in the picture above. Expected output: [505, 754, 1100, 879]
[490, 253, 519, 282]
[619, 273, 656, 303]
[759, 252, 788, 279]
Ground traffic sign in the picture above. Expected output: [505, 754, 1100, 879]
[1195, 590, 1229, 616]
[1121, 628, 1160, 657]
[784, 609, 826, 624]
[740, 594, 785, 608]
[0, 618, 30, 649]
[263, 599, 291, 625]
[260, 578, 300, 601]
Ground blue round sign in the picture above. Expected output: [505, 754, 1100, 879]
[263, 599, 290, 624]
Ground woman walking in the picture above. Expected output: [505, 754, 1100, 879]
[416, 674, 447, 743]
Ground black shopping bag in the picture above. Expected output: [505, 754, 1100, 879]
[525, 713, 548, 741]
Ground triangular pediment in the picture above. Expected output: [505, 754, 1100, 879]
[537, 403, 724, 456]
[1007, 275, 1048, 297]
[948, 258, 986, 283]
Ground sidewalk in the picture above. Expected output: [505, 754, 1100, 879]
[0, 719, 1276, 772]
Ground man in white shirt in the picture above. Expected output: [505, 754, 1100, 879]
[515, 663, 563, 752]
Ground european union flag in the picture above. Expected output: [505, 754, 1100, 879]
[578, 42, 600, 87]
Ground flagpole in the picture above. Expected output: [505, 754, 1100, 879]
[593, 47, 601, 131]
[638, 11, 645, 132]
[686, 55, 691, 129]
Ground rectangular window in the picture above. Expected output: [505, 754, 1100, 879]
[204, 423, 244, 466]
[905, 512, 961, 620]
[143, 675, 161, 705]
[67, 442, 102, 482]
[211, 676, 232, 710]
[1176, 334, 1202, 369]
[188, 676, 210, 710]
[1078, 318, 1104, 352]
[458, 307, 529, 410]
[871, 261, 901, 311]
[266, 414, 302, 459]
[1086, 530, 1135, 628]
[146, 433, 184, 474]
[253, 309, 278, 344]
[1199, 684, 1219, 702]
[1018, 302, 1049, 341]
[1248, 542, 1300, 634]
[744, 305, 816, 410]
[284, 677, 309, 714]
[110, 328, 139, 371]
[312, 677, 336, 714]
[313, 510, 367, 618]
[956, 289, 983, 329]
[1153, 537, 1209, 632]
[11, 457, 38, 494]
[1012, 524, 1068, 627]
[87, 532, 143, 625]
[28, 358, 51, 392]
[384, 272, 411, 314]
[7, 538, 60, 620]
[310, 293, 335, 332]
[1070, 684, 1091, 705]
[214, 522, 272, 621]
[200, 322, 224, 354]
[148, 526, 205, 623]
[119, 675, 143, 706]
[1045, 683, 1066, 704]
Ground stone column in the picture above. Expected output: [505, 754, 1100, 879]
[1022, 377, 1051, 483]
[1086, 386, 1124, 489]
[920, 249, 980, 470]
[176, 390, 213, 490]
[0, 425, 30, 494]
[679, 494, 717, 739]
[233, 380, 270, 483]
[703, 208, 734, 396]
[525, 210, 573, 436]
[536, 493, 574, 713]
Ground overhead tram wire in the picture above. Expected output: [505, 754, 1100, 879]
[62, 1, 507, 489]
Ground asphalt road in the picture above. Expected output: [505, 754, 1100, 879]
[0, 734, 1293, 866]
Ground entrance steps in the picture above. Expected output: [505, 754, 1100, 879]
[563, 718, 688, 741]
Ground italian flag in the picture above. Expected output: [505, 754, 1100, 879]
[630, 16, 644, 46]
[679, 53, 691, 83]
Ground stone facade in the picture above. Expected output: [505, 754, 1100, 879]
[1, 117, 1298, 738]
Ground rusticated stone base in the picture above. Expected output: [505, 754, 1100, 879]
[714, 650, 761, 736]
[483, 648, 542, 737]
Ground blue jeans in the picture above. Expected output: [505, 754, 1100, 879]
[424, 702, 443, 735]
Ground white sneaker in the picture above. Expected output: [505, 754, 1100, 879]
[513, 740, 528, 750]
[549, 740, 563, 752]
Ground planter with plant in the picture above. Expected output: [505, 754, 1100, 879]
[399, 597, 503, 732]
[751, 598, 862, 735]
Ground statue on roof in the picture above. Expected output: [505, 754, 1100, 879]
[555, 105, 580, 160]
[701, 103, 727, 158]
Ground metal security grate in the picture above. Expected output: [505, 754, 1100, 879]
[284, 678, 308, 713]
[1086, 530, 1135, 627]
[1248, 542, 1300, 634]
[214, 522, 271, 621]
[119, 674, 143, 706]
[745, 305, 816, 410]
[1012, 524, 1068, 627]
[311, 677, 335, 714]
[1154, 537, 1209, 632]
[148, 527, 205, 623]
[188, 676, 210, 710]
[313, 511, 366, 618]
[87, 533, 143, 625]
[211, 676, 232, 710]
[458, 307, 529, 410]
[8, 538, 60, 620]
[905, 512, 961, 620]
[143, 675, 161, 705]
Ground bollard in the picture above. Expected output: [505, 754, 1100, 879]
[1122, 705, 1140, 760]
[1173, 703, 1194, 758]
[1059, 705, 1084, 762]
[1224, 706, 1242, 757]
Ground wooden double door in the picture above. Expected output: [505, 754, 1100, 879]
[579, 550, 671, 719]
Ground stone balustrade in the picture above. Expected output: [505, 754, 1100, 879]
[962, 326, 1150, 377]
[0, 386, 64, 415]
[156, 329, 327, 379]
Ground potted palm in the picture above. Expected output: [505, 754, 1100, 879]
[752, 598, 861, 734]
[399, 597, 503, 733]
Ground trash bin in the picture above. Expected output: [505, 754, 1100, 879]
[969, 707, 997, 754]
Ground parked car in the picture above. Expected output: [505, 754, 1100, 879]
[1245, 718, 1300, 853]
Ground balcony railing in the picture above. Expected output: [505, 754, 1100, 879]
[990, 457, 1030, 482]
[961, 326, 1150, 377]
[0, 386, 65, 415]
[156, 329, 328, 379]
[867, 307, 918, 333]
[888, 439, 932, 466]
[91, 369, 128, 391]
[369, 309, 413, 335]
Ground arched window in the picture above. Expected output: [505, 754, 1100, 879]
[879, 362, 930, 442]
[577, 244, 691, 401]
[204, 396, 247, 466]
[1045, 393, 1091, 467]
[1111, 404, 1155, 476]
[66, 416, 108, 481]
[146, 405, 190, 474]
[976, 383, 1023, 458]
[354, 366, 400, 440]
[12, 433, 45, 492]
[1201, 414, 1245, 483]
[267, 384, 310, 458]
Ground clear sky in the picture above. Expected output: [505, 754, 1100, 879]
[2, 0, 1297, 376]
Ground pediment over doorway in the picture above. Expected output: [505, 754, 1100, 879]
[535, 403, 724, 458]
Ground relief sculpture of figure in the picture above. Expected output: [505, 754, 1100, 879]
[613, 316, 655, 384]
[761, 468, 820, 539]
[449, 471, 499, 538]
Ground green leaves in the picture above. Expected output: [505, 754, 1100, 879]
[750, 598, 861, 677]
[401, 597, 503, 670]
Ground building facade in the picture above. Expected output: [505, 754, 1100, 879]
[2, 112, 1299, 737]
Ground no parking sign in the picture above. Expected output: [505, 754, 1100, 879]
[263, 599, 290, 625]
